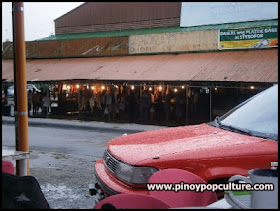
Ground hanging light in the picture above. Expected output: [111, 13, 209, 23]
[131, 85, 135, 90]
[181, 86, 185, 89]
[159, 86, 162, 91]
[174, 88, 178, 93]
[76, 84, 80, 89]
[250, 86, 255, 90]
[149, 87, 153, 91]
[62, 84, 67, 90]
[101, 85, 106, 90]
[214, 87, 218, 91]
[91, 86, 95, 90]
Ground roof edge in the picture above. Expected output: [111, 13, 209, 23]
[54, 2, 88, 22]
[36, 19, 278, 41]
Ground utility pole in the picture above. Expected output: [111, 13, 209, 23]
[12, 2, 29, 176]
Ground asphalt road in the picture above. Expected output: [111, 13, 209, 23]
[2, 124, 126, 157]
[2, 124, 129, 209]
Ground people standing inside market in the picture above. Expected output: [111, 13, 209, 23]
[31, 88, 39, 115]
[100, 90, 106, 117]
[27, 89, 32, 116]
[139, 90, 151, 122]
[3, 85, 8, 105]
[164, 90, 172, 121]
[118, 90, 127, 120]
[155, 92, 164, 121]
[89, 92, 96, 114]
[38, 90, 44, 113]
[192, 90, 199, 114]
[127, 90, 137, 122]
[149, 91, 155, 121]
[42, 91, 51, 117]
[79, 89, 85, 111]
[175, 92, 184, 123]
[105, 87, 117, 121]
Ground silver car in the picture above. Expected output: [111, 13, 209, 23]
[6, 84, 40, 105]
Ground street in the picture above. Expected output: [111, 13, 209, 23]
[2, 124, 126, 157]
[2, 124, 129, 209]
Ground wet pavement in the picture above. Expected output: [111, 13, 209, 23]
[2, 116, 167, 209]
[4, 146, 97, 209]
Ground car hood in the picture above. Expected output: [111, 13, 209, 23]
[107, 123, 274, 165]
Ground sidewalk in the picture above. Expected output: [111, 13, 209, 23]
[2, 116, 167, 134]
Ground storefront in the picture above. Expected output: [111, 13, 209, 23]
[2, 48, 277, 126]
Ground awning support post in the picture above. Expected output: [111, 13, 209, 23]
[47, 84, 50, 118]
[185, 86, 189, 125]
[209, 86, 212, 122]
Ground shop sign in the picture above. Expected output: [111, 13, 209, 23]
[129, 30, 217, 54]
[219, 25, 278, 50]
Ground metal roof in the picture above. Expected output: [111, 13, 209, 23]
[2, 49, 277, 83]
[35, 19, 278, 41]
[54, 2, 181, 35]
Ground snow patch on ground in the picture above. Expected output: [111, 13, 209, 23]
[41, 183, 82, 208]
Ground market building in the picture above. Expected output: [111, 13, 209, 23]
[2, 2, 278, 126]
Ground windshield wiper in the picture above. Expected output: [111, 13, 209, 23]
[213, 116, 222, 128]
[219, 124, 254, 136]
[211, 117, 277, 140]
[213, 116, 253, 136]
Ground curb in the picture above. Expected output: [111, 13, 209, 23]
[2, 116, 166, 134]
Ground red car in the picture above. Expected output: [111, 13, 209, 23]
[93, 84, 278, 200]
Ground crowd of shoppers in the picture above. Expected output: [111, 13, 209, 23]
[3, 83, 260, 126]
[76, 85, 202, 125]
[28, 88, 51, 117]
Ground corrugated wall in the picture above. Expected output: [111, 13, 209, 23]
[55, 2, 181, 34]
[56, 18, 181, 34]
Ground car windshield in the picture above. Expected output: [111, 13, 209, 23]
[209, 84, 278, 141]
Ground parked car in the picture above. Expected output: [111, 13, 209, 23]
[93, 84, 278, 200]
[5, 84, 40, 105]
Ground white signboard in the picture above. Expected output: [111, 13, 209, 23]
[180, 2, 278, 27]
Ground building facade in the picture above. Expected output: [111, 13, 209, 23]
[2, 2, 278, 126]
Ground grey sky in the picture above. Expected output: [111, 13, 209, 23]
[3, 2, 277, 43]
[2, 2, 84, 42]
